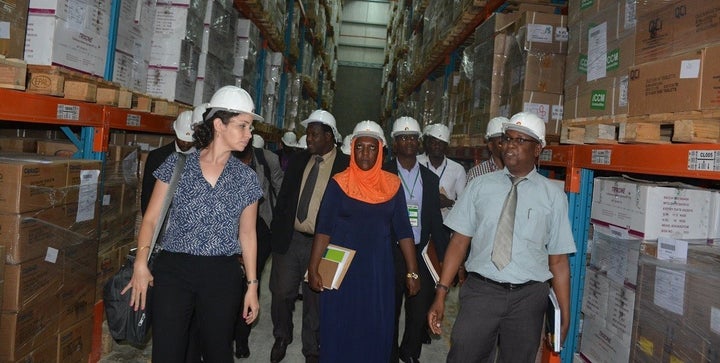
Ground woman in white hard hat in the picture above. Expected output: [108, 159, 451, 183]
[124, 85, 264, 362]
[307, 120, 419, 363]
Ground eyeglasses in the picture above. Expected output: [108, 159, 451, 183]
[229, 122, 254, 133]
[501, 135, 538, 146]
[396, 134, 419, 142]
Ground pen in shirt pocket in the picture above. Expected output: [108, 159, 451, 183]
[527, 208, 532, 219]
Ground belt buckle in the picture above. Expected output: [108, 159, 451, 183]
[507, 282, 519, 290]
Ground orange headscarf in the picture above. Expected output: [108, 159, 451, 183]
[333, 138, 400, 204]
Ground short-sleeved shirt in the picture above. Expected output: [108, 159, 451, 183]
[466, 158, 499, 182]
[154, 151, 263, 256]
[445, 168, 576, 283]
[417, 155, 467, 219]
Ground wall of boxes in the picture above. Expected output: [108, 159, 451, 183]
[0, 0, 341, 361]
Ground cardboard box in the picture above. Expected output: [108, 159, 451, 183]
[0, 293, 60, 361]
[0, 157, 68, 213]
[510, 53, 566, 94]
[57, 316, 93, 363]
[2, 256, 63, 311]
[591, 177, 718, 241]
[23, 15, 108, 77]
[146, 65, 198, 105]
[0, 138, 36, 153]
[0, 0, 30, 59]
[635, 0, 720, 64]
[57, 279, 95, 328]
[0, 204, 97, 264]
[7, 339, 58, 363]
[590, 226, 641, 286]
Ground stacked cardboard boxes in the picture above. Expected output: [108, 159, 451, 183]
[563, 0, 636, 121]
[628, 0, 720, 115]
[0, 154, 100, 362]
[0, 0, 30, 59]
[631, 243, 720, 362]
[146, 0, 206, 104]
[194, 0, 237, 105]
[233, 17, 261, 100]
[24, 0, 112, 76]
[113, 0, 157, 93]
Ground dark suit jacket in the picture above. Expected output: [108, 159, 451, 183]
[270, 148, 350, 254]
[383, 159, 449, 260]
[140, 142, 176, 215]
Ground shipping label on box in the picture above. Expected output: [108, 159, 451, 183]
[514, 11, 568, 55]
[591, 177, 715, 240]
[583, 268, 610, 320]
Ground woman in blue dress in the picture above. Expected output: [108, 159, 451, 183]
[307, 120, 420, 362]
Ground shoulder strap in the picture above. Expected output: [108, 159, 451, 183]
[147, 153, 186, 262]
[254, 148, 277, 202]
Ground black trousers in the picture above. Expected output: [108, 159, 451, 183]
[234, 219, 273, 345]
[391, 244, 435, 362]
[269, 231, 320, 357]
[151, 252, 244, 363]
[448, 274, 548, 363]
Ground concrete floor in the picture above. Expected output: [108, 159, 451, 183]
[100, 258, 459, 362]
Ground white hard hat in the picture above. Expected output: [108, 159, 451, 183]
[353, 120, 387, 146]
[192, 103, 209, 124]
[281, 131, 298, 147]
[423, 123, 450, 143]
[300, 110, 341, 142]
[206, 85, 263, 122]
[486, 116, 509, 138]
[252, 134, 265, 149]
[504, 112, 546, 147]
[340, 134, 353, 155]
[391, 116, 421, 138]
[297, 135, 308, 149]
[173, 111, 195, 142]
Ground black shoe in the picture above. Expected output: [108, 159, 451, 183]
[270, 338, 291, 363]
[234, 340, 250, 359]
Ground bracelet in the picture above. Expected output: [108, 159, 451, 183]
[435, 283, 450, 292]
[406, 272, 419, 280]
[246, 279, 259, 285]
[138, 245, 151, 252]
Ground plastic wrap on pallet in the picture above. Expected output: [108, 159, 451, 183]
[630, 244, 720, 362]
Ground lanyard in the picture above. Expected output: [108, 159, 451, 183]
[399, 167, 421, 200]
[426, 158, 447, 181]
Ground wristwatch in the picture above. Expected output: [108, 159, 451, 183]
[406, 272, 419, 280]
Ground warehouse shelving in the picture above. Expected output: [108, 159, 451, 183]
[0, 88, 175, 159]
[540, 144, 720, 362]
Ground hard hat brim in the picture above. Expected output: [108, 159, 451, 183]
[205, 108, 264, 123]
[502, 124, 545, 146]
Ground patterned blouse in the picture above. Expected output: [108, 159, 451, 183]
[153, 151, 263, 256]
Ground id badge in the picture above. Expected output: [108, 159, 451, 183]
[407, 202, 419, 227]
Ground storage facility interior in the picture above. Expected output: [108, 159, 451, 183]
[1, 0, 720, 362]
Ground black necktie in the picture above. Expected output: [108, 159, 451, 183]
[297, 156, 323, 222]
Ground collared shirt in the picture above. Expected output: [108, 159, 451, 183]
[445, 168, 576, 283]
[466, 158, 499, 182]
[417, 154, 467, 220]
[397, 159, 423, 244]
[154, 151, 263, 256]
[295, 147, 338, 234]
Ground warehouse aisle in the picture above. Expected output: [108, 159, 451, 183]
[100, 258, 458, 362]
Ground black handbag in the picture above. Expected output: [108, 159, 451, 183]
[103, 153, 186, 345]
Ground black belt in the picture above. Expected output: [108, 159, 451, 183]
[296, 230, 314, 239]
[469, 272, 540, 290]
